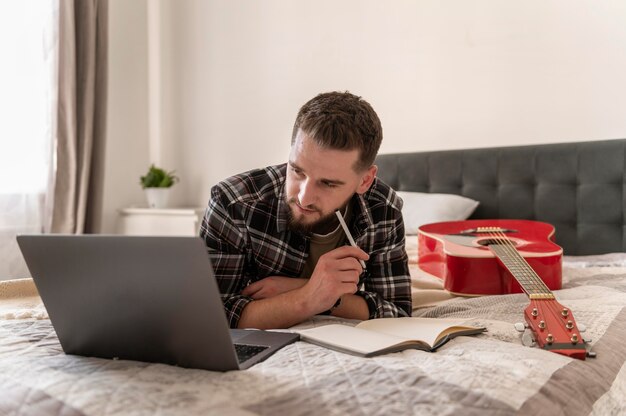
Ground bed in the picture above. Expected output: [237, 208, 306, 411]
[1, 139, 625, 415]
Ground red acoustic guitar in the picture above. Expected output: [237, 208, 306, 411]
[418, 220, 589, 360]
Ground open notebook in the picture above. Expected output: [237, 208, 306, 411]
[299, 317, 485, 357]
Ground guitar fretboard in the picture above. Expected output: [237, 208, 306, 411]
[481, 228, 554, 299]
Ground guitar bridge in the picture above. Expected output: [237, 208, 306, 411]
[459, 228, 518, 235]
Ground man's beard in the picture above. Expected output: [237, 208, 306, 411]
[286, 198, 349, 235]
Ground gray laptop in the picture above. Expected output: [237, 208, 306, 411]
[16, 235, 299, 371]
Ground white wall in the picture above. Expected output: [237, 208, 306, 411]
[102, 0, 150, 233]
[102, 0, 626, 232]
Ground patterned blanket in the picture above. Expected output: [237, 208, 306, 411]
[1, 255, 625, 415]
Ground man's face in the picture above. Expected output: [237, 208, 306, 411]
[285, 130, 377, 234]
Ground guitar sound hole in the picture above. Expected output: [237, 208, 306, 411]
[477, 238, 518, 247]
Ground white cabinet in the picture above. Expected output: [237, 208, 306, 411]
[118, 208, 205, 236]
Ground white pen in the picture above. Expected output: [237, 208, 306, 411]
[335, 210, 367, 271]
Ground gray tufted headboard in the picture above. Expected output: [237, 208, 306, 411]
[375, 138, 626, 255]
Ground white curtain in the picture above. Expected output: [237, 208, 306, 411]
[0, 3, 58, 280]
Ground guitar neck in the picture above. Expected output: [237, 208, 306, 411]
[489, 244, 554, 299]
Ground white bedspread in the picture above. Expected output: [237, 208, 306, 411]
[1, 252, 625, 415]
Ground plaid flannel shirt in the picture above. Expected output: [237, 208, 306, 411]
[200, 164, 412, 328]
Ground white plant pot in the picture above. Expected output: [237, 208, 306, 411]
[145, 188, 171, 209]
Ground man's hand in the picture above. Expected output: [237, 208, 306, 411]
[301, 245, 369, 314]
[241, 276, 308, 299]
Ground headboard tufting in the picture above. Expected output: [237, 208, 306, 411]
[375, 138, 626, 255]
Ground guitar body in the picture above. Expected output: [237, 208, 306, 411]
[418, 220, 563, 296]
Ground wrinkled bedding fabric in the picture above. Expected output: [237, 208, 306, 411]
[1, 255, 625, 416]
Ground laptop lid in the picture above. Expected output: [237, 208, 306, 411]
[16, 235, 298, 371]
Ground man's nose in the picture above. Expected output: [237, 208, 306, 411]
[298, 179, 317, 207]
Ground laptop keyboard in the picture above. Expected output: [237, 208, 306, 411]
[234, 343, 269, 363]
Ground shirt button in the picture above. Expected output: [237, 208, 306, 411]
[299, 245, 304, 250]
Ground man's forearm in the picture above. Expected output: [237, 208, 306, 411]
[237, 289, 313, 329]
[237, 291, 369, 329]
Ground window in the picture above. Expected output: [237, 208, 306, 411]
[0, 2, 57, 279]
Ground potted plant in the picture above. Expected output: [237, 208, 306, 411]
[140, 164, 179, 208]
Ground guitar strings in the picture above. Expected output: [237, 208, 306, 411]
[494, 231, 541, 289]
[487, 230, 534, 293]
[491, 229, 551, 296]
[487, 229, 552, 297]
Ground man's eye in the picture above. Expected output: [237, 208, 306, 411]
[291, 167, 303, 176]
[322, 182, 337, 188]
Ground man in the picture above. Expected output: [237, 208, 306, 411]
[200, 91, 411, 329]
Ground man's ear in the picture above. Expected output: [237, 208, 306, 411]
[356, 165, 378, 194]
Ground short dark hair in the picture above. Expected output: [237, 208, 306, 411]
[291, 91, 383, 171]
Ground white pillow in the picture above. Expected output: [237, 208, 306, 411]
[396, 191, 479, 235]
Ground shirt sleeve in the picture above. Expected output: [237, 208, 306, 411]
[199, 186, 254, 328]
[356, 209, 412, 318]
